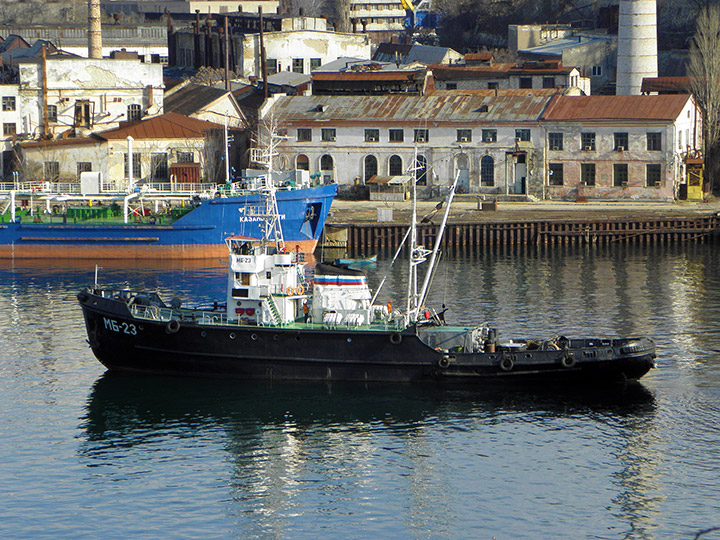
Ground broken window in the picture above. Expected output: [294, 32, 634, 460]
[549, 163, 564, 185]
[151, 152, 169, 180]
[74, 100, 93, 128]
[127, 104, 142, 121]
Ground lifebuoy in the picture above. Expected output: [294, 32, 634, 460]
[166, 319, 180, 334]
[560, 353, 576, 368]
[287, 287, 295, 296]
[438, 356, 450, 369]
[500, 355, 514, 372]
[390, 332, 402, 345]
[296, 285, 304, 295]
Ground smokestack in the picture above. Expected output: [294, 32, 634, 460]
[616, 0, 658, 95]
[88, 0, 102, 59]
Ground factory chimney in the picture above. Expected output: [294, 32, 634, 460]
[616, 0, 658, 95]
[88, 0, 103, 59]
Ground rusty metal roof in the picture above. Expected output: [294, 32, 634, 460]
[541, 94, 693, 121]
[430, 62, 573, 81]
[98, 111, 223, 139]
[313, 71, 422, 82]
[267, 92, 555, 124]
[164, 83, 230, 117]
[20, 112, 222, 150]
[640, 77, 690, 94]
[429, 64, 513, 80]
[464, 52, 494, 61]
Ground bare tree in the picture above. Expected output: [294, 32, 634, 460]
[287, 0, 331, 18]
[688, 5, 720, 193]
[202, 128, 227, 183]
[187, 67, 236, 87]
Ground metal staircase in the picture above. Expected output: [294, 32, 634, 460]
[265, 296, 281, 325]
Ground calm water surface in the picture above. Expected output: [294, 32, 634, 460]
[1, 246, 719, 539]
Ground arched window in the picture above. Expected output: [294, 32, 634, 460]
[389, 155, 403, 176]
[456, 154, 469, 170]
[456, 154, 469, 193]
[320, 154, 334, 183]
[480, 155, 494, 186]
[320, 154, 333, 171]
[296, 154, 309, 171]
[414, 155, 427, 185]
[364, 155, 378, 181]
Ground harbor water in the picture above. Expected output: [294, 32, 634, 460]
[1, 245, 719, 539]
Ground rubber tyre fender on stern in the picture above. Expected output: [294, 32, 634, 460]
[438, 356, 450, 369]
[500, 355, 514, 372]
[560, 352, 576, 368]
[166, 319, 180, 334]
[390, 332, 403, 345]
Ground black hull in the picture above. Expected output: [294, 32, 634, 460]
[79, 291, 656, 385]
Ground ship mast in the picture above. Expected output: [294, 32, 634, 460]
[248, 129, 285, 250]
[405, 166, 458, 323]
[406, 149, 431, 322]
[418, 171, 459, 309]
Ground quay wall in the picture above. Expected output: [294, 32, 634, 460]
[332, 215, 720, 255]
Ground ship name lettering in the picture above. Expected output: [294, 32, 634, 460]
[103, 317, 137, 335]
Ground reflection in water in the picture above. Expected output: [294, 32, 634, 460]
[3, 244, 720, 538]
[80, 373, 657, 538]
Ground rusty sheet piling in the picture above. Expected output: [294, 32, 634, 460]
[335, 215, 720, 256]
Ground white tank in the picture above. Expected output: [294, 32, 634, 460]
[616, 0, 658, 95]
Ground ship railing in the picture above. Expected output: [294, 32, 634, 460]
[130, 304, 246, 327]
[0, 181, 81, 194]
[130, 304, 174, 321]
[138, 182, 218, 195]
[100, 181, 218, 195]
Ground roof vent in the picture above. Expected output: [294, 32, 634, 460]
[315, 104, 324, 112]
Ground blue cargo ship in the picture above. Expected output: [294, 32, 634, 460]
[0, 183, 336, 259]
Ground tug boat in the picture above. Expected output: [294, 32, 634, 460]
[78, 159, 656, 383]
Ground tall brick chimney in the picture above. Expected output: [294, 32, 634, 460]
[88, 0, 102, 59]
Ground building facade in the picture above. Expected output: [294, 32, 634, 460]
[0, 84, 20, 178]
[171, 16, 371, 79]
[259, 91, 553, 198]
[260, 91, 699, 201]
[0, 25, 168, 64]
[509, 24, 617, 94]
[430, 60, 590, 95]
[541, 94, 698, 201]
[14, 56, 164, 142]
[17, 112, 223, 185]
